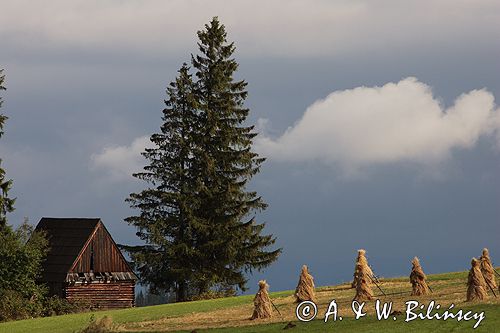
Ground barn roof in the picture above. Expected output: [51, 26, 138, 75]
[36, 217, 136, 283]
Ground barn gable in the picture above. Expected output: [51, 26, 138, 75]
[36, 217, 137, 308]
[69, 221, 133, 275]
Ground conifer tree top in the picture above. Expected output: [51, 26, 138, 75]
[0, 69, 15, 228]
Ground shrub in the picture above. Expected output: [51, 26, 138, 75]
[0, 223, 49, 300]
[0, 289, 43, 321]
[42, 296, 91, 317]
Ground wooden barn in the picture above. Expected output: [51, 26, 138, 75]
[36, 217, 137, 309]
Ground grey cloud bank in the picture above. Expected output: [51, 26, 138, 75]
[1, 1, 499, 59]
[1, 0, 499, 293]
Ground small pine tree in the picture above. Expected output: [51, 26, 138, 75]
[0, 69, 15, 229]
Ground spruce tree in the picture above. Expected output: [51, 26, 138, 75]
[125, 64, 199, 301]
[126, 18, 281, 300]
[190, 17, 281, 293]
[0, 69, 15, 229]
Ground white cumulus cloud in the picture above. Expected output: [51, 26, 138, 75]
[255, 77, 500, 170]
[90, 136, 153, 181]
[91, 78, 500, 179]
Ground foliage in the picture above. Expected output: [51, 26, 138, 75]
[0, 290, 84, 322]
[0, 290, 43, 321]
[125, 17, 280, 302]
[189, 16, 281, 293]
[0, 222, 49, 299]
[0, 221, 50, 322]
[0, 69, 15, 229]
[125, 63, 200, 302]
[0, 288, 90, 322]
[42, 296, 90, 317]
[189, 284, 237, 301]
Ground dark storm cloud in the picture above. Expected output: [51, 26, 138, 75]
[0, 0, 499, 293]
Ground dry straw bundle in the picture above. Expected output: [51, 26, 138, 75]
[295, 265, 316, 303]
[251, 280, 273, 320]
[479, 248, 498, 291]
[409, 257, 430, 296]
[467, 258, 488, 302]
[353, 262, 374, 301]
[352, 249, 374, 288]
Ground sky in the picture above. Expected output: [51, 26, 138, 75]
[1, 0, 499, 294]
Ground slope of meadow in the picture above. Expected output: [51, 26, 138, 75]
[0, 270, 499, 333]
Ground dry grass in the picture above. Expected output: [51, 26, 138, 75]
[116, 271, 500, 332]
[80, 315, 114, 333]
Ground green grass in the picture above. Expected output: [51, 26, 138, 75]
[0, 291, 292, 333]
[0, 270, 498, 333]
[169, 304, 500, 333]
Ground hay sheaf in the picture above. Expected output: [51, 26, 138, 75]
[467, 258, 488, 302]
[352, 249, 374, 289]
[480, 248, 498, 290]
[410, 257, 430, 296]
[295, 265, 316, 303]
[251, 280, 272, 320]
[353, 262, 373, 301]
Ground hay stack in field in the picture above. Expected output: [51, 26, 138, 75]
[353, 263, 374, 301]
[410, 257, 430, 296]
[251, 280, 272, 320]
[352, 249, 374, 288]
[295, 265, 316, 303]
[479, 248, 498, 291]
[467, 258, 488, 302]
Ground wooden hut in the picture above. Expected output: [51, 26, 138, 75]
[36, 217, 137, 309]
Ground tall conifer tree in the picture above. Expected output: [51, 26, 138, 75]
[0, 69, 15, 229]
[190, 17, 280, 293]
[126, 18, 280, 300]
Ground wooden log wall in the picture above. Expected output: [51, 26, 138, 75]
[65, 281, 135, 309]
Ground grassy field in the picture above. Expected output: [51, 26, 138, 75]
[0, 270, 499, 333]
[166, 304, 500, 333]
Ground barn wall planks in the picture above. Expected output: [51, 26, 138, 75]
[65, 281, 135, 309]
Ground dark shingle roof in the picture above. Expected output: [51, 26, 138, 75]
[36, 217, 101, 282]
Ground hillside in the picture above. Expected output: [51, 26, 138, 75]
[0, 270, 499, 333]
